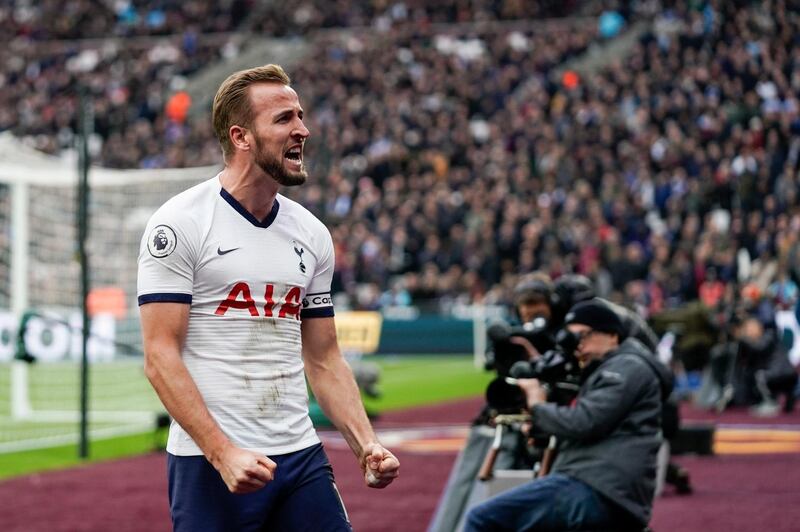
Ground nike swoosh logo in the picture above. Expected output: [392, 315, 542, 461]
[217, 247, 240, 255]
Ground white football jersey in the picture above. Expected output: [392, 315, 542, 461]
[137, 175, 335, 456]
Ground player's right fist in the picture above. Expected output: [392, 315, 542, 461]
[360, 442, 400, 489]
[215, 445, 277, 494]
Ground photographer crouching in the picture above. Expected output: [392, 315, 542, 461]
[465, 299, 673, 532]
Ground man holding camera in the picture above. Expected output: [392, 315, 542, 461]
[465, 299, 672, 532]
[507, 273, 560, 357]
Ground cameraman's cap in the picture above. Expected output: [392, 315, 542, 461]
[564, 299, 623, 336]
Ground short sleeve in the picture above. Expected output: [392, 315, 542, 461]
[137, 209, 198, 306]
[301, 227, 335, 318]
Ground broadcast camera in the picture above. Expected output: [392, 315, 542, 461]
[484, 324, 583, 412]
[481, 317, 553, 415]
[487, 329, 580, 410]
[481, 274, 595, 414]
[484, 318, 554, 378]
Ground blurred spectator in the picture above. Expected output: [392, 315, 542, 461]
[709, 315, 798, 414]
[699, 268, 725, 309]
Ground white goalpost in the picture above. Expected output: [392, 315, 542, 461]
[0, 132, 219, 452]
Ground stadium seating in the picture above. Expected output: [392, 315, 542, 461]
[1, 0, 799, 324]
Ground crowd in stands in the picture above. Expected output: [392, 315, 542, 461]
[1, 0, 252, 39]
[0, 1, 600, 166]
[1, 1, 589, 40]
[287, 1, 800, 323]
[2, 0, 800, 327]
[251, 0, 588, 36]
[286, 19, 599, 309]
[0, 35, 233, 166]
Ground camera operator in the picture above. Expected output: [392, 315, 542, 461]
[477, 274, 561, 457]
[712, 314, 798, 413]
[516, 279, 690, 494]
[486, 273, 560, 368]
[480, 273, 562, 418]
[429, 274, 566, 532]
[483, 273, 597, 391]
[516, 273, 558, 325]
[489, 273, 595, 376]
[465, 299, 673, 532]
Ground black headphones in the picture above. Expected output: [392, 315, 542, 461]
[552, 274, 595, 316]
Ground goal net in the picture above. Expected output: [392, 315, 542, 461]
[0, 133, 218, 452]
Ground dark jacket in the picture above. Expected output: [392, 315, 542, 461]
[530, 338, 673, 525]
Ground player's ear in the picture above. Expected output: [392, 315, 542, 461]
[229, 125, 250, 152]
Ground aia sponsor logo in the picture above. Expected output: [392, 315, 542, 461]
[215, 282, 302, 320]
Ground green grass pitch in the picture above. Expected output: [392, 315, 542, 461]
[0, 355, 492, 479]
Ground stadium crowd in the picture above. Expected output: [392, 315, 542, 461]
[288, 19, 599, 308]
[1, 0, 251, 39]
[2, 0, 799, 328]
[1, 1, 587, 40]
[288, 0, 800, 324]
[0, 1, 602, 166]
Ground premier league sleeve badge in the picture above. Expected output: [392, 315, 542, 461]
[147, 225, 178, 258]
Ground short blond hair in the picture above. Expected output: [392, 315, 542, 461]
[212, 64, 291, 160]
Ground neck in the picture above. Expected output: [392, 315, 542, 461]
[219, 161, 279, 221]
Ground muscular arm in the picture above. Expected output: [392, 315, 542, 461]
[301, 317, 399, 488]
[140, 302, 275, 493]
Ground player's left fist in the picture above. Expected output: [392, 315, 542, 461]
[361, 442, 400, 489]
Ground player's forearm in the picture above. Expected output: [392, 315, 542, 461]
[306, 355, 376, 459]
[144, 347, 232, 464]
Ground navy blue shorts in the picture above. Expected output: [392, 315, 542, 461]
[168, 443, 351, 532]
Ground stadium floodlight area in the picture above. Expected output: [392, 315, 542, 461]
[0, 133, 219, 452]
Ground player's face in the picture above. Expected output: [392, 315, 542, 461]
[247, 83, 310, 186]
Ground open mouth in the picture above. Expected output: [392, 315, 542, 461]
[285, 146, 302, 164]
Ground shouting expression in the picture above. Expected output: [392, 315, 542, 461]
[246, 83, 310, 186]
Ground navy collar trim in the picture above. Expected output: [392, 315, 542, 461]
[219, 188, 280, 228]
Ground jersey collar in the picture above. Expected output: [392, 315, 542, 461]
[219, 188, 280, 228]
